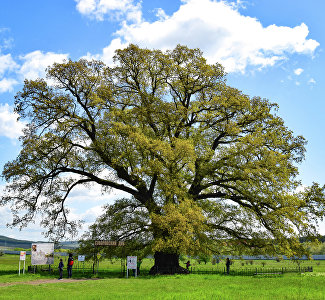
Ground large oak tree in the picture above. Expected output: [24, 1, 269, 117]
[2, 45, 325, 274]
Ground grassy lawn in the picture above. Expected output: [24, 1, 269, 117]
[1, 254, 325, 299]
[1, 273, 325, 300]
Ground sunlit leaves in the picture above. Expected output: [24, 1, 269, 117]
[2, 44, 325, 257]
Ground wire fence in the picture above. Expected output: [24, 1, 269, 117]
[26, 264, 313, 278]
[189, 266, 313, 276]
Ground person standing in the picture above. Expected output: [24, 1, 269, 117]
[58, 258, 64, 280]
[226, 258, 231, 275]
[185, 260, 191, 270]
[67, 253, 74, 278]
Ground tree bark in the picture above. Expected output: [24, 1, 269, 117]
[149, 252, 189, 275]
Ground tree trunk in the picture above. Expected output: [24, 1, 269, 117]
[149, 252, 189, 275]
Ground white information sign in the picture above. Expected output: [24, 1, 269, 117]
[127, 256, 137, 269]
[126, 256, 137, 278]
[20, 251, 26, 261]
[31, 243, 54, 265]
[19, 251, 26, 275]
[78, 255, 86, 262]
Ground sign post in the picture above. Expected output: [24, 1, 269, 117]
[127, 256, 137, 278]
[19, 251, 26, 275]
[78, 255, 86, 275]
[93, 240, 125, 275]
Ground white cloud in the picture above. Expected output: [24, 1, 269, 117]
[0, 78, 18, 93]
[0, 48, 69, 93]
[96, 0, 319, 73]
[70, 204, 104, 224]
[75, 0, 142, 23]
[67, 180, 128, 207]
[0, 103, 25, 139]
[308, 78, 316, 85]
[0, 53, 18, 76]
[0, 206, 12, 226]
[0, 186, 47, 241]
[19, 50, 69, 80]
[294, 68, 304, 75]
[155, 8, 168, 21]
[0, 164, 129, 241]
[101, 38, 128, 65]
[75, 0, 96, 15]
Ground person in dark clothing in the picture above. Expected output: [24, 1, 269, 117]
[67, 253, 74, 278]
[226, 258, 231, 274]
[185, 260, 191, 270]
[58, 258, 64, 280]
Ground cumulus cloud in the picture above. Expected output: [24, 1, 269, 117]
[154, 8, 168, 21]
[0, 103, 25, 139]
[94, 0, 319, 73]
[0, 33, 69, 93]
[0, 53, 18, 76]
[0, 78, 18, 93]
[19, 50, 69, 80]
[0, 54, 19, 92]
[75, 0, 142, 23]
[67, 180, 129, 206]
[294, 68, 304, 75]
[0, 48, 69, 93]
[69, 205, 104, 227]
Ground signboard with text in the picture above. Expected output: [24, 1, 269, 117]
[127, 256, 137, 269]
[20, 251, 26, 261]
[94, 240, 125, 246]
[31, 243, 54, 265]
[78, 255, 86, 262]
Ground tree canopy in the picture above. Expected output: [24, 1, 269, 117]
[2, 45, 325, 265]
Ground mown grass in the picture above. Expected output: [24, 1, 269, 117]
[1, 254, 325, 299]
[1, 273, 325, 300]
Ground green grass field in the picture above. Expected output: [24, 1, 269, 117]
[1, 254, 325, 299]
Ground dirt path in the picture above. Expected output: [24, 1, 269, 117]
[0, 278, 101, 287]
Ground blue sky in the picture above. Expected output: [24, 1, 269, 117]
[0, 0, 324, 241]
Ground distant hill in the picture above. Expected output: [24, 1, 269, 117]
[0, 235, 78, 249]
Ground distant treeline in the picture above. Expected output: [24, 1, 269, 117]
[299, 236, 325, 243]
[0, 235, 78, 250]
[1, 234, 324, 252]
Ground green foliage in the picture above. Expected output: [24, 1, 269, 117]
[2, 44, 325, 258]
[306, 242, 325, 255]
[197, 254, 210, 265]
